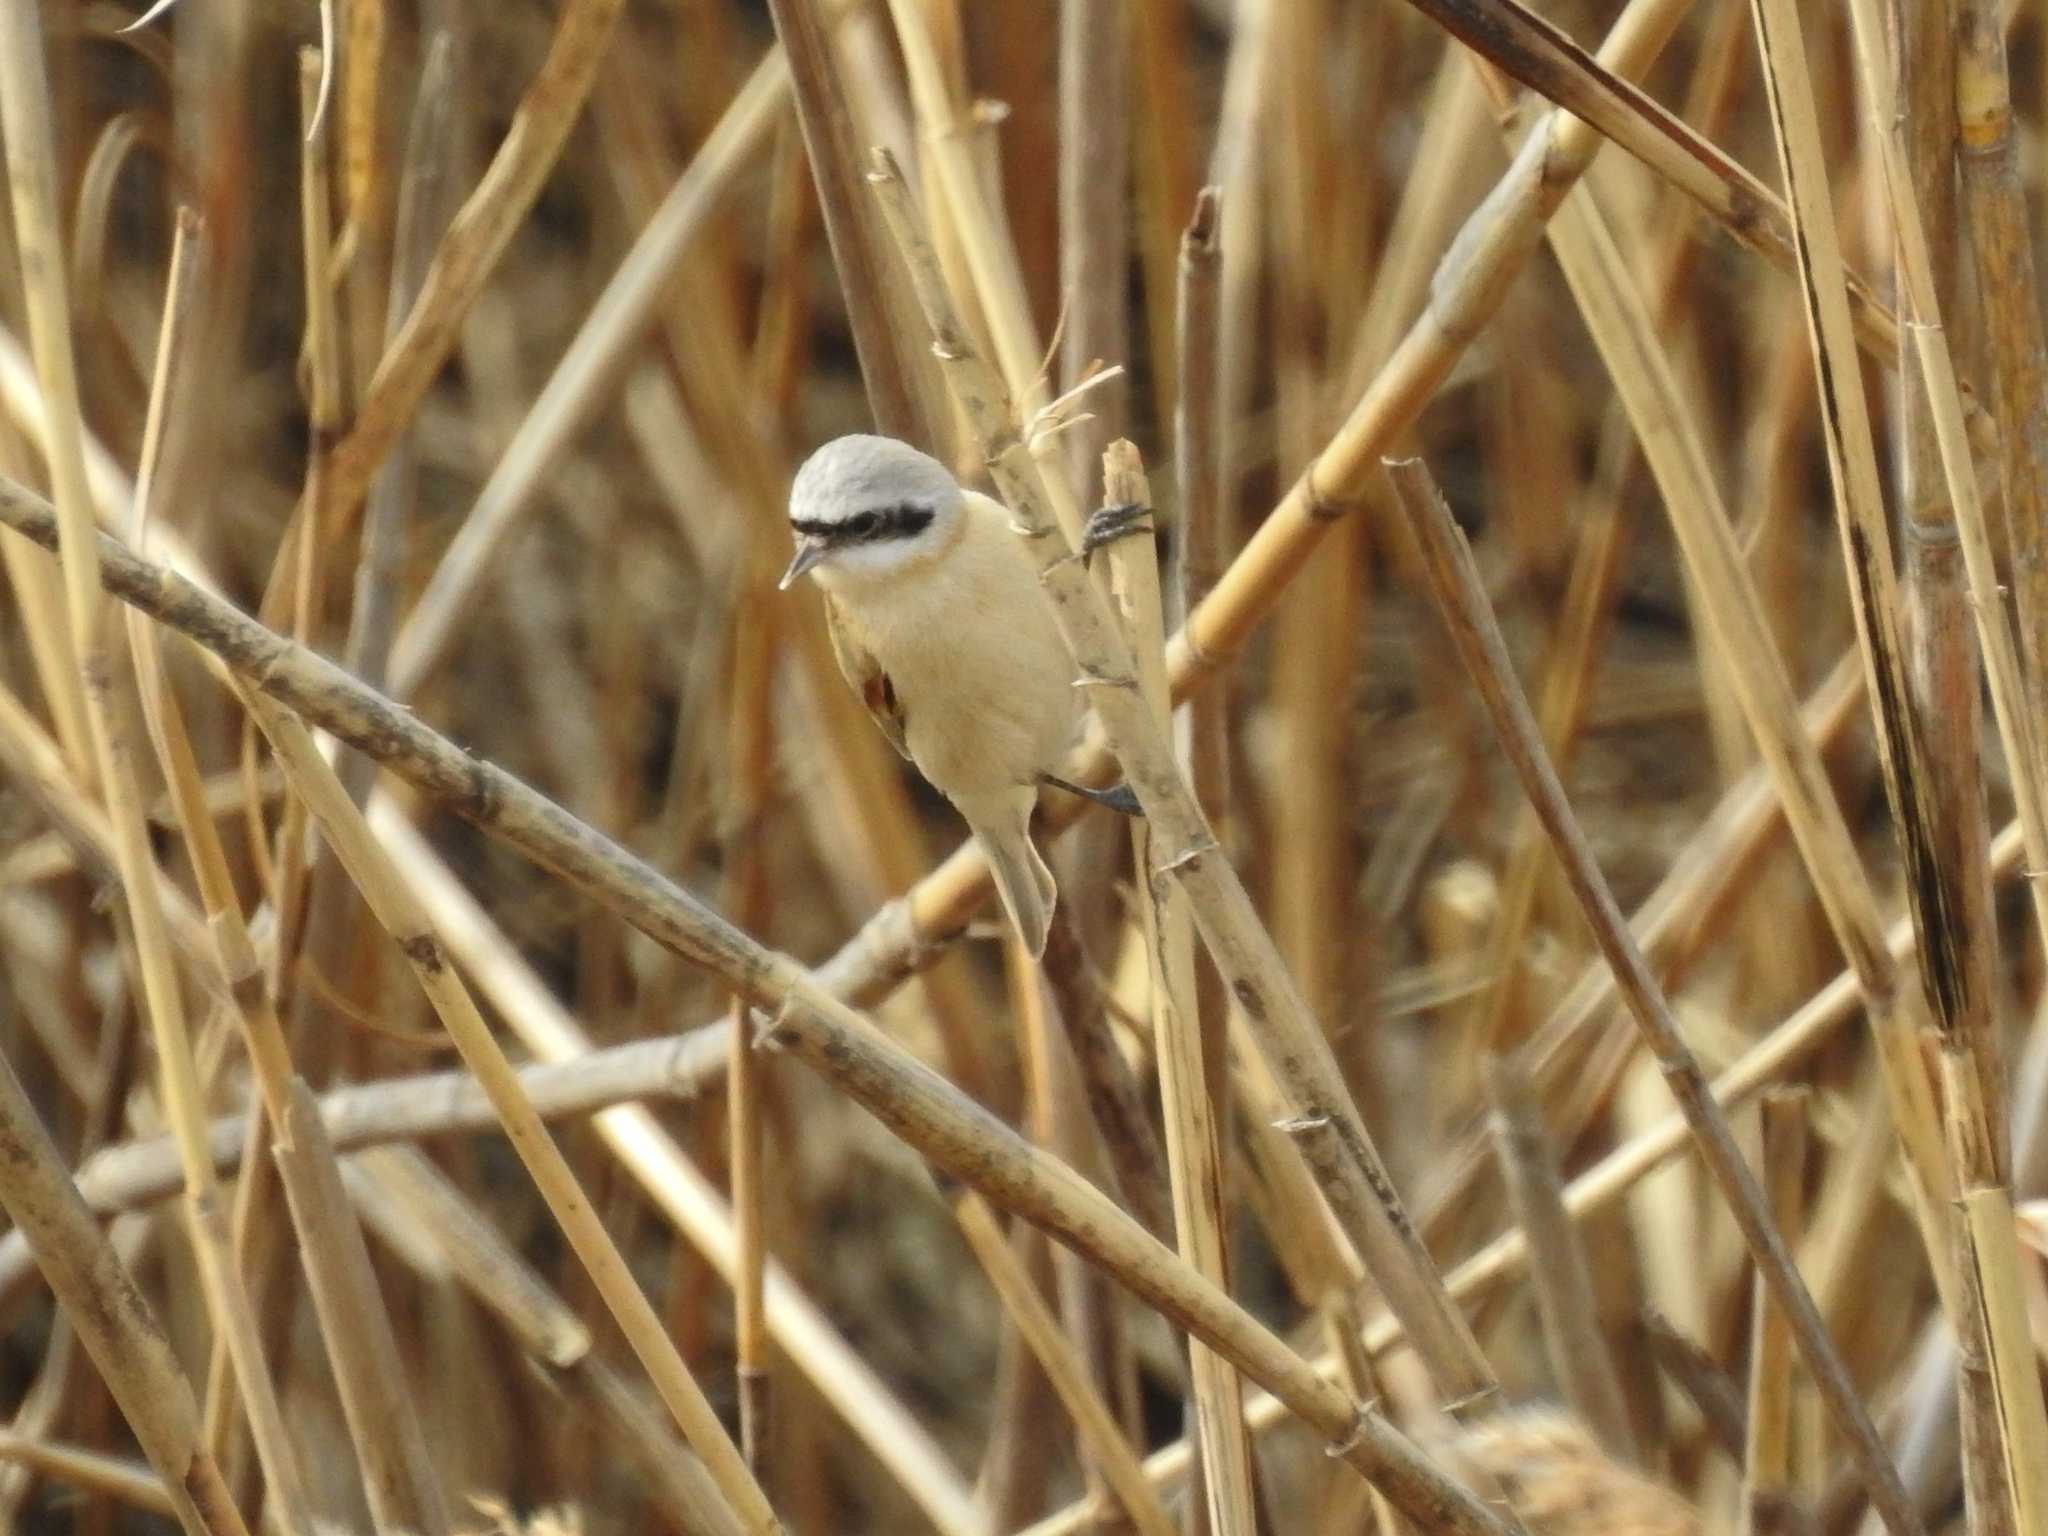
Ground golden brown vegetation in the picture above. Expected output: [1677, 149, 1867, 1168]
[1, 0, 2047, 1533]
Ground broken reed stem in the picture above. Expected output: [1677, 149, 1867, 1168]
[1384, 454, 1923, 1536]
[864, 147, 1500, 1417]
[1102, 441, 1259, 1536]
[949, 1188, 1177, 1536]
[0, 480, 1514, 1536]
[1481, 1050, 1635, 1463]
[1740, 1090, 1808, 1536]
[239, 688, 779, 1536]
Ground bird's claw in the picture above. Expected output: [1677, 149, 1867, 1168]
[1040, 774, 1145, 817]
[1080, 502, 1155, 558]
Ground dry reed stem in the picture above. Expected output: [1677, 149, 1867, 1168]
[1040, 911, 1172, 1239]
[121, 215, 449, 1536]
[239, 689, 778, 1536]
[0, 1042, 240, 1536]
[1956, 0, 2048, 751]
[345, 1148, 753, 1536]
[881, 0, 1046, 414]
[386, 47, 786, 695]
[1384, 454, 1922, 1536]
[725, 600, 777, 1475]
[1518, 132, 1955, 1280]
[0, 1028, 726, 1265]
[1026, 815, 2030, 1535]
[1396, 0, 1907, 361]
[1103, 441, 1259, 1536]
[1482, 1051, 1635, 1462]
[1745, 0, 1965, 1116]
[324, 0, 624, 521]
[0, 478, 1514, 1536]
[1008, 939, 1135, 1511]
[1840, 0, 2048, 976]
[760, 0, 928, 443]
[1740, 1091, 1808, 1536]
[0, 1433, 178, 1520]
[130, 209, 317, 1536]
[353, 800, 977, 1536]
[865, 146, 1500, 1416]
[950, 1188, 1177, 1536]
[1641, 1310, 1747, 1463]
[0, 14, 300, 1530]
[1057, 0, 1129, 475]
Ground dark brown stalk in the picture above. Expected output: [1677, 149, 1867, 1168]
[1384, 453, 1922, 1536]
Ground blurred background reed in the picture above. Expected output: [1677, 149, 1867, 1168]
[0, 0, 2046, 1532]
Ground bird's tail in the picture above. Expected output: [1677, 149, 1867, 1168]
[972, 810, 1057, 959]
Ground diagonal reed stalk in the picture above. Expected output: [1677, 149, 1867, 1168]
[863, 145, 1502, 1418]
[1384, 453, 1922, 1536]
[0, 469, 1520, 1536]
[236, 685, 779, 1536]
[1101, 441, 1258, 1536]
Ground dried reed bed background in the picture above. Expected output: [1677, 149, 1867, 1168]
[2, 0, 2048, 1532]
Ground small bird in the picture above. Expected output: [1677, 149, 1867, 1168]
[780, 434, 1139, 957]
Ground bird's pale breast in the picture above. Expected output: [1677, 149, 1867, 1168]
[845, 497, 1077, 798]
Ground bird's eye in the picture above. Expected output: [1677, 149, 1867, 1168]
[849, 512, 877, 534]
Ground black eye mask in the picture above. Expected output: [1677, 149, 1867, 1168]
[790, 502, 936, 545]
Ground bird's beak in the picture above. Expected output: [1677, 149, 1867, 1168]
[778, 537, 827, 590]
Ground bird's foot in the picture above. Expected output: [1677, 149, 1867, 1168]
[1041, 774, 1145, 817]
[1080, 501, 1156, 558]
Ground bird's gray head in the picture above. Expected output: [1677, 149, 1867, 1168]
[780, 434, 965, 591]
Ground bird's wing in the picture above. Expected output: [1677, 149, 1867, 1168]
[823, 594, 911, 761]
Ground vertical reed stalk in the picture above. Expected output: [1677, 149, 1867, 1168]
[1103, 441, 1259, 1536]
